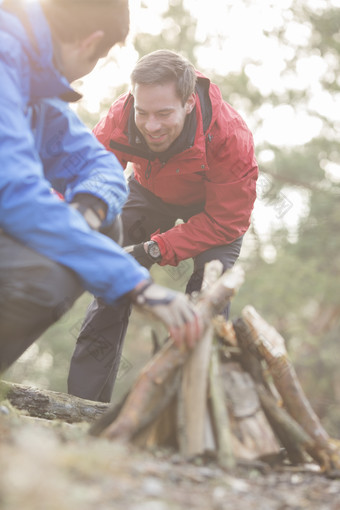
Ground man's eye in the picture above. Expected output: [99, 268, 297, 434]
[159, 112, 170, 117]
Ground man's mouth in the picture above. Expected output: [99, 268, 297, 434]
[146, 133, 166, 142]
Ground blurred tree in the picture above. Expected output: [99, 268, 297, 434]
[133, 0, 199, 65]
[232, 2, 340, 431]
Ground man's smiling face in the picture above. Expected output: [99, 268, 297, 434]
[133, 81, 195, 153]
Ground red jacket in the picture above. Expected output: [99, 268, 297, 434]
[93, 73, 258, 266]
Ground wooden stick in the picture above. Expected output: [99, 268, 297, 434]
[101, 341, 187, 441]
[178, 261, 223, 457]
[208, 343, 235, 468]
[233, 317, 306, 464]
[257, 385, 319, 464]
[178, 324, 214, 456]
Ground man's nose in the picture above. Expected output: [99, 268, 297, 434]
[145, 116, 161, 132]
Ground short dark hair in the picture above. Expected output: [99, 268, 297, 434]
[41, 0, 129, 58]
[130, 50, 197, 105]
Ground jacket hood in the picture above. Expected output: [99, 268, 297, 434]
[0, 0, 81, 102]
[195, 70, 222, 131]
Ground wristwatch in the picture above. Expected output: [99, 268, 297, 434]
[145, 241, 162, 262]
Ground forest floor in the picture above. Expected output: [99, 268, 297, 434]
[1, 406, 340, 510]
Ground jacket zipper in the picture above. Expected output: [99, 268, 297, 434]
[145, 160, 152, 180]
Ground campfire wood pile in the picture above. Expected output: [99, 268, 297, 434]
[2, 262, 340, 476]
[90, 262, 340, 476]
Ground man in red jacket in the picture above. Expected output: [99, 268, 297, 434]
[68, 50, 258, 402]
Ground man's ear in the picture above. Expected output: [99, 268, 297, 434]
[185, 92, 196, 114]
[79, 30, 105, 59]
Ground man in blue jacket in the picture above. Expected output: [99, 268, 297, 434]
[0, 0, 202, 381]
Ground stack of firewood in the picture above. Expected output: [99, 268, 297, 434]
[2, 262, 340, 475]
[90, 262, 340, 475]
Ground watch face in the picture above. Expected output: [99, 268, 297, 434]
[148, 242, 161, 259]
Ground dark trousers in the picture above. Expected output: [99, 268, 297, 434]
[0, 232, 83, 374]
[68, 177, 243, 402]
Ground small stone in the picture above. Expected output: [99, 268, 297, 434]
[142, 477, 164, 497]
[290, 474, 302, 484]
[213, 486, 227, 501]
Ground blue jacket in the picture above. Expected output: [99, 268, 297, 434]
[0, 1, 148, 303]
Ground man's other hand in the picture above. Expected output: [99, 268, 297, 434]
[125, 242, 160, 269]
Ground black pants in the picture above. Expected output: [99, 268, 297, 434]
[68, 177, 243, 402]
[0, 232, 83, 374]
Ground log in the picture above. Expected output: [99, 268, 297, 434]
[91, 342, 184, 439]
[178, 260, 223, 457]
[257, 385, 317, 464]
[133, 399, 178, 448]
[0, 380, 109, 424]
[178, 324, 214, 456]
[132, 374, 181, 448]
[208, 343, 235, 468]
[98, 265, 245, 441]
[241, 305, 340, 471]
[234, 317, 307, 464]
[220, 361, 281, 460]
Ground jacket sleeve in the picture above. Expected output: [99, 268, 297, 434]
[0, 58, 148, 303]
[151, 118, 258, 266]
[37, 97, 127, 226]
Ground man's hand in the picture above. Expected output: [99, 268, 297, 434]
[125, 242, 161, 269]
[129, 280, 203, 349]
[70, 193, 107, 231]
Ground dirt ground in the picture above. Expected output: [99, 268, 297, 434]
[1, 407, 340, 510]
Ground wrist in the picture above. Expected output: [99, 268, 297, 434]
[144, 240, 162, 263]
[71, 193, 107, 230]
[129, 278, 153, 303]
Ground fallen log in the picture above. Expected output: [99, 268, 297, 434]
[95, 264, 245, 441]
[0, 380, 109, 424]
